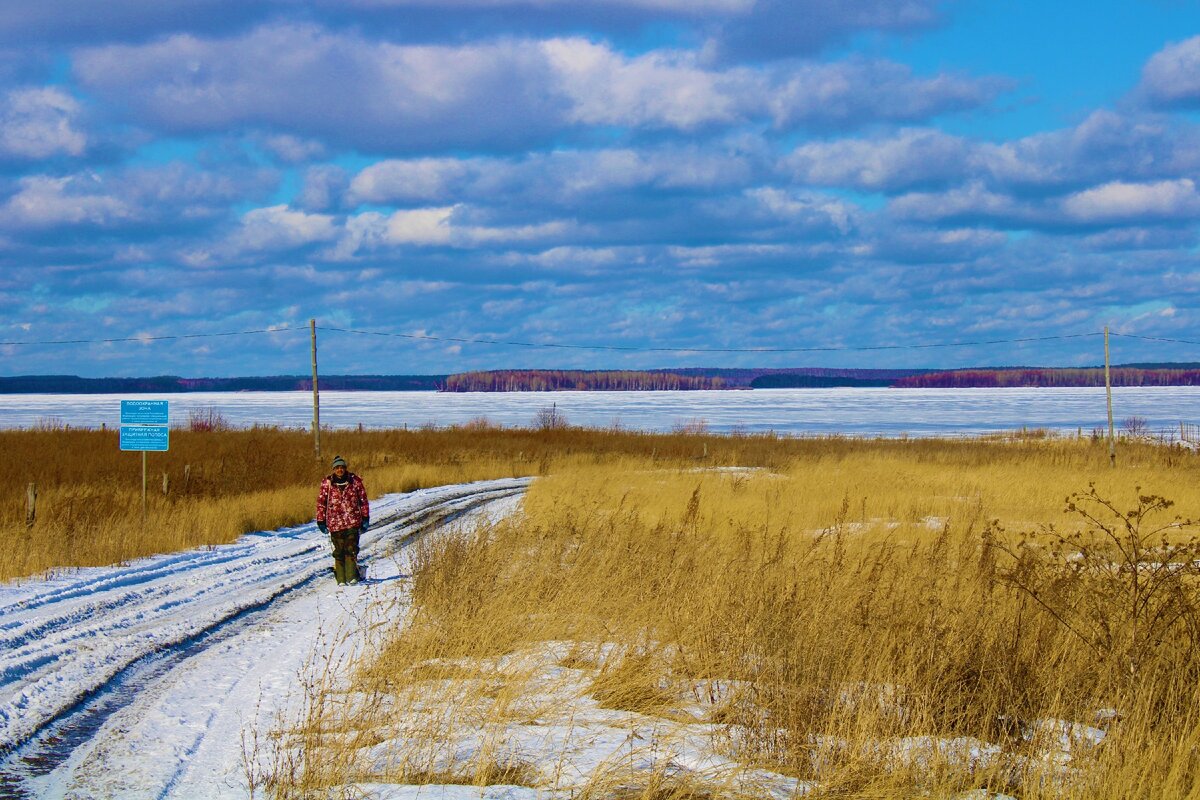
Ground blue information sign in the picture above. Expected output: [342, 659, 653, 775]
[120, 425, 170, 452]
[121, 400, 169, 425]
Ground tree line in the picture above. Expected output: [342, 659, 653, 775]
[442, 370, 729, 392]
[893, 368, 1200, 388]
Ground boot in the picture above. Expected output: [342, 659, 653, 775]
[345, 555, 360, 585]
[333, 557, 346, 585]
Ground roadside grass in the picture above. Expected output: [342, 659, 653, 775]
[264, 442, 1200, 798]
[3, 423, 1190, 581]
[0, 426, 533, 580]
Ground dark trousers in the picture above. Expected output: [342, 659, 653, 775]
[330, 527, 361, 582]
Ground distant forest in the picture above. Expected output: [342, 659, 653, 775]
[894, 367, 1200, 388]
[443, 370, 727, 391]
[443, 368, 931, 391]
[7, 365, 1200, 393]
[0, 374, 446, 393]
[445, 365, 1200, 391]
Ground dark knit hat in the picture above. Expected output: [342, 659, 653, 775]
[331, 455, 347, 469]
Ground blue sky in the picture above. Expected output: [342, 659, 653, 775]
[3, 0, 1200, 377]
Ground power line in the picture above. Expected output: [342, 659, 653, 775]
[0, 325, 309, 347]
[3, 325, 1191, 355]
[1109, 332, 1200, 347]
[319, 325, 1103, 354]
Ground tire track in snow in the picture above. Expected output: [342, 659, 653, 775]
[0, 477, 531, 789]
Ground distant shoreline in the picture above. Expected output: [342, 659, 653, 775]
[5, 365, 1200, 394]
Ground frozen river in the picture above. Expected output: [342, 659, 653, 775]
[1, 387, 1198, 437]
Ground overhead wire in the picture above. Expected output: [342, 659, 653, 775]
[2, 326, 1193, 356]
[0, 325, 309, 347]
[317, 325, 1103, 354]
[1109, 332, 1200, 347]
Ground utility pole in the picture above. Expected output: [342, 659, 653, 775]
[1105, 325, 1115, 468]
[311, 318, 321, 460]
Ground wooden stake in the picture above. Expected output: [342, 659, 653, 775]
[183, 464, 191, 493]
[162, 472, 169, 496]
[1105, 326, 1116, 468]
[25, 482, 36, 528]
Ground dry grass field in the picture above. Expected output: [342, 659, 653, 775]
[251, 433, 1200, 798]
[0, 420, 943, 580]
[1, 424, 537, 580]
[5, 422, 1181, 582]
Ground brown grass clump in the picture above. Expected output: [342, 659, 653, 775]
[267, 437, 1200, 798]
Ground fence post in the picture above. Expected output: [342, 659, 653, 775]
[25, 482, 36, 528]
[1181, 421, 1187, 442]
[162, 472, 170, 496]
[183, 464, 191, 493]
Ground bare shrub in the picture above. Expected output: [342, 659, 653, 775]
[672, 418, 709, 435]
[188, 407, 231, 432]
[1121, 416, 1151, 440]
[994, 483, 1200, 695]
[533, 404, 568, 430]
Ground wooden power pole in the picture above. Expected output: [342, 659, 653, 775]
[311, 318, 321, 459]
[1105, 325, 1115, 468]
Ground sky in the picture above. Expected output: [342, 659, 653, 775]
[3, 0, 1200, 377]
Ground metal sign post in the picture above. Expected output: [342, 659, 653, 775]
[121, 401, 170, 523]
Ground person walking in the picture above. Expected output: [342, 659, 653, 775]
[316, 455, 370, 585]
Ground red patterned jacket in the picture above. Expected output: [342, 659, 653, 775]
[316, 473, 370, 533]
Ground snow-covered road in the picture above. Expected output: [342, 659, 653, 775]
[0, 478, 531, 800]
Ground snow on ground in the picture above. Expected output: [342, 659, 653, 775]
[0, 474, 1102, 800]
[322, 641, 810, 800]
[0, 478, 530, 799]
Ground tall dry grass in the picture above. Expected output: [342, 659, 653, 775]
[273, 441, 1200, 798]
[2, 425, 541, 580]
[7, 422, 1163, 581]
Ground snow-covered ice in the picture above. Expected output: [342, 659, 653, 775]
[3, 386, 1199, 436]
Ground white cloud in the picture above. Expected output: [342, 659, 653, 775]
[0, 88, 87, 160]
[543, 38, 746, 129]
[236, 205, 338, 250]
[526, 246, 626, 268]
[259, 134, 327, 163]
[978, 110, 1200, 190]
[384, 206, 456, 245]
[0, 175, 130, 228]
[1062, 179, 1200, 223]
[349, 159, 478, 205]
[747, 187, 856, 233]
[330, 204, 575, 256]
[74, 24, 1001, 150]
[768, 59, 1007, 130]
[787, 128, 971, 191]
[1138, 35, 1200, 109]
[668, 243, 795, 267]
[348, 145, 756, 208]
[889, 182, 1020, 224]
[74, 25, 567, 151]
